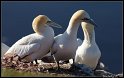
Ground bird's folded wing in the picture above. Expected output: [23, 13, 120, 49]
[50, 34, 62, 55]
[15, 43, 40, 58]
[5, 43, 40, 58]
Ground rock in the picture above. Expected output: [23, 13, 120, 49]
[12, 60, 19, 65]
[23, 63, 29, 68]
[41, 56, 55, 63]
[74, 64, 94, 76]
[94, 70, 115, 77]
[13, 55, 20, 61]
[69, 59, 73, 65]
[95, 61, 108, 71]
[116, 73, 123, 77]
[1, 58, 121, 77]
[44, 70, 49, 73]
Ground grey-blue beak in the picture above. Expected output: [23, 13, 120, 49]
[47, 21, 62, 28]
[82, 18, 98, 27]
[88, 19, 98, 27]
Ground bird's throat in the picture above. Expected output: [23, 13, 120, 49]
[82, 23, 95, 43]
[66, 19, 80, 38]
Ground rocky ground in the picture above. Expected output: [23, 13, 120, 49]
[1, 58, 123, 77]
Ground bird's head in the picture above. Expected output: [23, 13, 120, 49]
[32, 15, 62, 34]
[72, 10, 97, 27]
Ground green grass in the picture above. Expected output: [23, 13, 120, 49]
[1, 68, 73, 77]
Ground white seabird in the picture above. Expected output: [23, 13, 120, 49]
[50, 10, 87, 69]
[40, 38, 83, 64]
[3, 15, 62, 62]
[74, 10, 101, 70]
[1, 42, 10, 58]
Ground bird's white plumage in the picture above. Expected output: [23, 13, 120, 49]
[4, 27, 54, 61]
[74, 11, 101, 69]
[51, 10, 84, 62]
[4, 15, 61, 62]
[1, 42, 10, 57]
[42, 38, 82, 62]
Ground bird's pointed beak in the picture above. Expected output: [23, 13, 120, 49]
[88, 19, 98, 27]
[82, 18, 98, 27]
[47, 21, 62, 28]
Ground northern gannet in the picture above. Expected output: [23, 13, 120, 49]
[74, 10, 101, 70]
[1, 42, 9, 58]
[40, 38, 82, 64]
[50, 10, 86, 69]
[3, 15, 62, 62]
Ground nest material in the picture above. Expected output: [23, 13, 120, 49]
[1, 58, 121, 77]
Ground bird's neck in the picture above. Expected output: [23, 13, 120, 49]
[66, 18, 80, 38]
[82, 23, 96, 43]
[33, 25, 46, 35]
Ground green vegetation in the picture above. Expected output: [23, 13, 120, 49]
[1, 68, 73, 77]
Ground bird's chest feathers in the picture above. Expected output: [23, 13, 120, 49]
[79, 43, 100, 58]
[58, 39, 78, 53]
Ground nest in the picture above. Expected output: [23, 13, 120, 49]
[1, 58, 121, 77]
